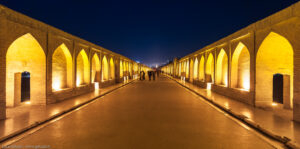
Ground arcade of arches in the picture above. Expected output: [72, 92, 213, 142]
[162, 30, 300, 122]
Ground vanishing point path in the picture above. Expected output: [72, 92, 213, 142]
[9, 77, 277, 149]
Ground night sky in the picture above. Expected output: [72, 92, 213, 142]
[0, 0, 298, 67]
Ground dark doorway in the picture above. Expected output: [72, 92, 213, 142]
[21, 71, 30, 102]
[273, 73, 283, 104]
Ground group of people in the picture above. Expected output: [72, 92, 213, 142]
[139, 70, 160, 81]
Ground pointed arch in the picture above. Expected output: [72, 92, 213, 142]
[120, 60, 123, 78]
[199, 56, 205, 81]
[194, 58, 199, 79]
[110, 58, 115, 79]
[6, 33, 46, 106]
[189, 59, 194, 79]
[52, 44, 72, 91]
[216, 49, 228, 86]
[76, 49, 89, 86]
[231, 42, 250, 90]
[102, 56, 109, 81]
[91, 54, 100, 83]
[256, 32, 293, 107]
[206, 53, 214, 83]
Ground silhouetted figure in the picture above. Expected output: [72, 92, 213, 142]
[148, 71, 152, 81]
[142, 71, 145, 80]
[152, 71, 156, 80]
[140, 71, 143, 80]
[157, 70, 160, 77]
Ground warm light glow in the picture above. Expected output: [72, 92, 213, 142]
[207, 83, 212, 90]
[199, 56, 205, 81]
[256, 32, 293, 105]
[194, 58, 198, 79]
[52, 43, 72, 90]
[91, 54, 100, 83]
[206, 53, 214, 82]
[216, 49, 228, 86]
[242, 111, 251, 119]
[94, 82, 99, 90]
[6, 33, 46, 107]
[110, 58, 115, 79]
[25, 101, 31, 105]
[272, 102, 278, 106]
[52, 80, 61, 91]
[231, 42, 250, 90]
[102, 56, 109, 81]
[76, 49, 89, 86]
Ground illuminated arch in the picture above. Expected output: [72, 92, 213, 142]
[256, 32, 293, 106]
[186, 60, 189, 77]
[6, 33, 46, 106]
[231, 42, 250, 90]
[194, 58, 198, 79]
[216, 49, 228, 86]
[91, 54, 100, 83]
[52, 44, 72, 91]
[206, 53, 214, 83]
[76, 50, 89, 86]
[120, 60, 123, 78]
[199, 56, 205, 81]
[102, 56, 109, 81]
[189, 59, 194, 79]
[110, 58, 115, 79]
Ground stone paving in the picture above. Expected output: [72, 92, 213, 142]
[0, 80, 133, 142]
[167, 75, 300, 146]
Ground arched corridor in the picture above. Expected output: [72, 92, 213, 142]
[256, 32, 293, 107]
[76, 50, 89, 86]
[206, 53, 214, 83]
[102, 56, 109, 81]
[216, 49, 228, 86]
[6, 33, 46, 106]
[52, 44, 72, 91]
[91, 54, 100, 83]
[231, 42, 250, 90]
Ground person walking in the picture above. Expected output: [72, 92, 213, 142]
[152, 71, 156, 81]
[148, 71, 152, 81]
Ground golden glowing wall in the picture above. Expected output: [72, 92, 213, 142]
[76, 50, 89, 86]
[199, 56, 205, 81]
[120, 60, 123, 77]
[256, 32, 293, 106]
[231, 42, 250, 90]
[6, 33, 46, 106]
[193, 58, 198, 79]
[110, 58, 115, 79]
[189, 59, 194, 79]
[206, 53, 214, 82]
[216, 49, 228, 86]
[52, 44, 72, 90]
[186, 60, 189, 77]
[91, 54, 100, 83]
[102, 56, 109, 81]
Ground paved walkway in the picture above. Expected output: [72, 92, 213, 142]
[0, 80, 133, 142]
[10, 77, 276, 149]
[167, 75, 300, 146]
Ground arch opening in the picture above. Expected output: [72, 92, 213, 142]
[194, 58, 198, 79]
[52, 44, 72, 91]
[110, 58, 115, 79]
[91, 54, 100, 83]
[205, 53, 214, 83]
[256, 32, 293, 108]
[102, 56, 109, 81]
[231, 42, 250, 90]
[199, 56, 205, 81]
[6, 33, 46, 107]
[76, 49, 89, 86]
[216, 49, 228, 86]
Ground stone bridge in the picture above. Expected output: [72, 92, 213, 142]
[162, 2, 300, 122]
[0, 5, 150, 119]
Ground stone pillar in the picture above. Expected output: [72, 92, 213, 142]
[14, 73, 21, 107]
[283, 75, 291, 109]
